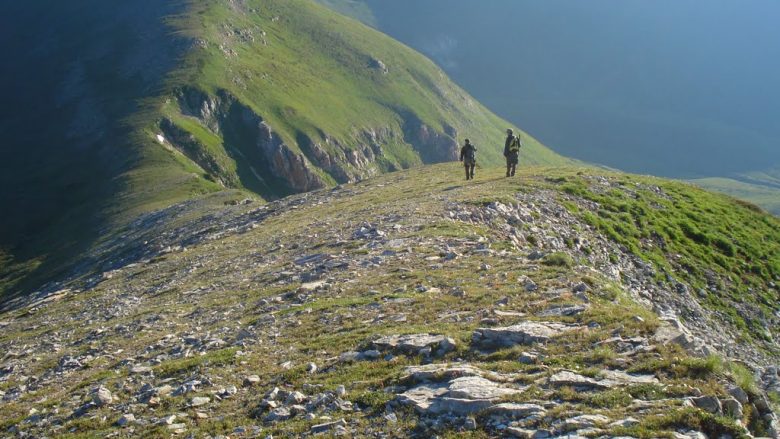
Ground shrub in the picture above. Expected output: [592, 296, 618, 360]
[589, 389, 632, 408]
[713, 236, 736, 257]
[678, 221, 710, 245]
[644, 407, 748, 438]
[542, 252, 574, 268]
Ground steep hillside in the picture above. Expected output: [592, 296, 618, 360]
[0, 0, 570, 299]
[156, 0, 565, 198]
[694, 178, 780, 216]
[1, 165, 778, 437]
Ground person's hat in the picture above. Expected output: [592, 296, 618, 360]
[507, 128, 514, 134]
[465, 138, 470, 143]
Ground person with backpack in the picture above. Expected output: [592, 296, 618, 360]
[460, 138, 477, 180]
[503, 128, 522, 177]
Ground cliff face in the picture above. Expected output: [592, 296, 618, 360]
[166, 87, 325, 194]
[162, 86, 466, 197]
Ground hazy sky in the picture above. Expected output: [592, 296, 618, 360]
[367, 0, 780, 177]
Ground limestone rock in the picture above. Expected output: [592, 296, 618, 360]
[484, 403, 546, 419]
[473, 321, 578, 348]
[311, 418, 347, 434]
[92, 386, 113, 406]
[690, 395, 722, 414]
[721, 398, 743, 419]
[116, 413, 136, 427]
[446, 376, 524, 400]
[285, 391, 306, 405]
[539, 304, 588, 317]
[372, 334, 456, 357]
[727, 385, 749, 404]
[402, 364, 485, 382]
[560, 414, 610, 430]
[609, 417, 640, 428]
[191, 396, 210, 407]
[264, 406, 291, 422]
[599, 369, 659, 386]
[397, 367, 525, 416]
[548, 371, 611, 390]
[519, 351, 539, 364]
[244, 375, 261, 387]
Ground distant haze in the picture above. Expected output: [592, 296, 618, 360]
[366, 0, 780, 178]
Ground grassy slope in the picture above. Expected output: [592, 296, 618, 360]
[693, 177, 780, 216]
[553, 172, 780, 343]
[162, 0, 568, 172]
[72, 0, 572, 225]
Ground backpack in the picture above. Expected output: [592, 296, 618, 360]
[464, 144, 477, 162]
[509, 136, 522, 153]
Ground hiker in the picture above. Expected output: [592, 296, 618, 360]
[459, 138, 477, 180]
[504, 128, 522, 177]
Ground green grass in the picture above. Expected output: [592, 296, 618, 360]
[693, 177, 780, 216]
[547, 172, 780, 343]
[641, 407, 749, 438]
[541, 252, 574, 268]
[155, 347, 238, 378]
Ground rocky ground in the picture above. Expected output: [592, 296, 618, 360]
[1, 165, 778, 438]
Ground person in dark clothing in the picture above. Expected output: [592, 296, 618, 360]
[503, 129, 522, 177]
[460, 138, 477, 180]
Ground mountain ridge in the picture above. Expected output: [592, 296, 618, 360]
[0, 164, 778, 437]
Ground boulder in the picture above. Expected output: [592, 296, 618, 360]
[484, 403, 546, 419]
[690, 395, 722, 414]
[311, 418, 347, 434]
[548, 371, 611, 390]
[539, 304, 588, 317]
[721, 398, 743, 419]
[372, 334, 456, 357]
[92, 386, 113, 406]
[473, 321, 578, 348]
[397, 367, 525, 416]
[726, 385, 749, 404]
[560, 414, 610, 430]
